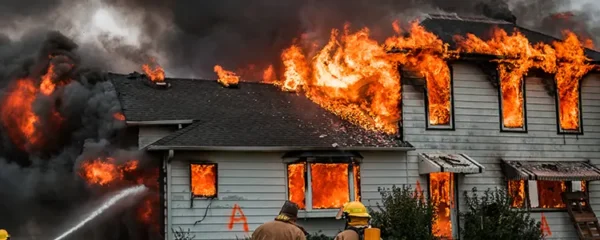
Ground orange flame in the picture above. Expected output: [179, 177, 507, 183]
[311, 163, 349, 209]
[142, 61, 165, 82]
[508, 180, 526, 208]
[288, 163, 306, 209]
[553, 31, 593, 131]
[40, 64, 56, 95]
[1, 79, 42, 149]
[191, 164, 217, 197]
[430, 172, 453, 239]
[80, 157, 139, 186]
[262, 64, 277, 84]
[455, 28, 557, 128]
[213, 65, 240, 87]
[113, 112, 125, 121]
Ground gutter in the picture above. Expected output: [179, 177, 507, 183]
[146, 145, 416, 152]
[126, 120, 194, 126]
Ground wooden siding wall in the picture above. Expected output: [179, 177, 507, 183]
[157, 151, 408, 240]
[402, 62, 600, 239]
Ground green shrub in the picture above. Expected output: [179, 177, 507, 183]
[368, 185, 438, 240]
[461, 187, 542, 240]
[306, 230, 334, 240]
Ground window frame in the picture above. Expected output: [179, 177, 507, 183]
[555, 79, 584, 135]
[497, 75, 528, 133]
[507, 179, 588, 211]
[424, 65, 455, 131]
[285, 157, 361, 215]
[189, 162, 219, 199]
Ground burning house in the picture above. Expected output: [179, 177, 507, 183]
[106, 14, 600, 240]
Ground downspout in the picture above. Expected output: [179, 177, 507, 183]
[166, 149, 175, 240]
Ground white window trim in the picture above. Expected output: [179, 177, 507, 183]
[286, 159, 359, 218]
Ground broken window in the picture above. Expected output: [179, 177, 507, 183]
[508, 180, 526, 208]
[555, 85, 583, 134]
[190, 163, 217, 198]
[287, 160, 360, 210]
[536, 181, 567, 208]
[499, 74, 527, 132]
[424, 65, 454, 130]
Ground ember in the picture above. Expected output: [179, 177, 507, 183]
[508, 180, 526, 208]
[288, 163, 306, 209]
[311, 163, 349, 209]
[430, 172, 453, 239]
[80, 157, 139, 186]
[214, 65, 240, 87]
[190, 164, 217, 197]
[142, 61, 165, 82]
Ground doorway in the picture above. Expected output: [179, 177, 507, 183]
[429, 172, 457, 239]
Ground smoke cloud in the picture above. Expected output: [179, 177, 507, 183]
[0, 0, 598, 239]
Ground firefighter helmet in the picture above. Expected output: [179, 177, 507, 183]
[336, 201, 370, 219]
[0, 229, 9, 240]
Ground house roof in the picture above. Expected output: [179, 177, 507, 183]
[420, 14, 600, 62]
[109, 73, 413, 150]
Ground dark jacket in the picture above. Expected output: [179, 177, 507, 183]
[252, 219, 306, 240]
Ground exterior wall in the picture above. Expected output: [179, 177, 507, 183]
[163, 151, 408, 240]
[402, 62, 600, 239]
[138, 125, 179, 149]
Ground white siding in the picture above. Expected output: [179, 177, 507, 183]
[402, 63, 600, 239]
[139, 126, 177, 149]
[165, 151, 409, 240]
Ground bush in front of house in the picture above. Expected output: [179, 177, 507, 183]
[461, 187, 543, 240]
[368, 185, 438, 240]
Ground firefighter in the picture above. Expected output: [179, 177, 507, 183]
[0, 229, 9, 240]
[335, 201, 371, 240]
[252, 200, 307, 240]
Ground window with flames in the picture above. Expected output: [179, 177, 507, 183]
[499, 75, 527, 132]
[555, 85, 583, 134]
[508, 180, 587, 209]
[190, 163, 218, 198]
[287, 160, 360, 210]
[423, 65, 454, 130]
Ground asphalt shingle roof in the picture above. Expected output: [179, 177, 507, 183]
[421, 15, 600, 61]
[109, 73, 412, 150]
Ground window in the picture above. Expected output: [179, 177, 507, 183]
[190, 163, 218, 198]
[507, 180, 587, 209]
[555, 81, 583, 134]
[424, 65, 454, 130]
[287, 160, 360, 210]
[498, 73, 527, 132]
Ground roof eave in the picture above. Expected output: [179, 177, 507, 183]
[126, 119, 195, 126]
[145, 145, 416, 152]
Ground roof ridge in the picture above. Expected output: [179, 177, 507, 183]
[153, 121, 204, 145]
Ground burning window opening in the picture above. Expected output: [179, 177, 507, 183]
[287, 160, 360, 210]
[142, 60, 165, 82]
[79, 157, 139, 186]
[190, 164, 217, 198]
[499, 68, 526, 130]
[430, 172, 454, 239]
[536, 181, 567, 209]
[214, 65, 240, 88]
[508, 180, 526, 208]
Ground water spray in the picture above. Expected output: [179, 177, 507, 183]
[52, 184, 148, 240]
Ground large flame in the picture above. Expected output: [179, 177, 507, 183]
[142, 61, 165, 82]
[190, 164, 217, 197]
[455, 28, 557, 129]
[430, 172, 453, 239]
[214, 65, 240, 87]
[80, 157, 139, 186]
[288, 163, 306, 209]
[311, 163, 349, 209]
[553, 31, 593, 131]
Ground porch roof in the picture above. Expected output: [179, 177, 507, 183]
[501, 160, 600, 181]
[418, 153, 485, 175]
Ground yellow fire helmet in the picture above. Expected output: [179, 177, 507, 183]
[0, 229, 9, 240]
[335, 201, 370, 219]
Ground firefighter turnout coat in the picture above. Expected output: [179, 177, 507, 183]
[252, 220, 306, 240]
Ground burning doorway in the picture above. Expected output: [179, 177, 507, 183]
[429, 172, 456, 239]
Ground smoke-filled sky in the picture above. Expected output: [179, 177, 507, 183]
[0, 0, 598, 80]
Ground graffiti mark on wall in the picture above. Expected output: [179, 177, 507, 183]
[228, 203, 249, 232]
[540, 213, 552, 237]
[172, 226, 196, 240]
